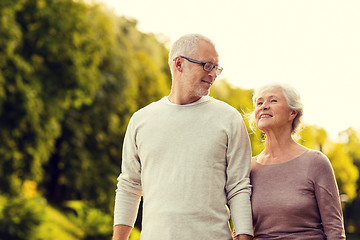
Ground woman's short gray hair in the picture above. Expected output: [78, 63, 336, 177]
[250, 83, 303, 134]
[168, 34, 214, 76]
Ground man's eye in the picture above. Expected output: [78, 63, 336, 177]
[257, 102, 263, 106]
[271, 99, 277, 103]
[204, 63, 214, 71]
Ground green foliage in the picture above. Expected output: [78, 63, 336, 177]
[42, 15, 171, 212]
[326, 143, 359, 201]
[339, 128, 360, 236]
[341, 128, 360, 163]
[0, 195, 45, 240]
[298, 125, 328, 151]
[129, 228, 141, 240]
[345, 197, 360, 236]
[33, 202, 141, 240]
[0, 0, 111, 196]
[348, 233, 360, 240]
[34, 204, 83, 240]
[211, 79, 253, 115]
[64, 201, 113, 240]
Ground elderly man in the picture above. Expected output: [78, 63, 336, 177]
[113, 33, 253, 240]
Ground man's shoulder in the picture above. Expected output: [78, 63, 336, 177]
[135, 99, 164, 113]
[127, 99, 165, 123]
[210, 98, 242, 115]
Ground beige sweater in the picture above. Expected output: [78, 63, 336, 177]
[251, 149, 346, 239]
[114, 96, 253, 239]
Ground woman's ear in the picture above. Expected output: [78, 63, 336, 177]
[289, 110, 298, 120]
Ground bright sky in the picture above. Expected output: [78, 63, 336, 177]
[95, 0, 360, 141]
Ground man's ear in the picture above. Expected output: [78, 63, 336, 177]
[174, 56, 183, 72]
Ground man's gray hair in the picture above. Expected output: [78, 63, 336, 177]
[168, 34, 214, 76]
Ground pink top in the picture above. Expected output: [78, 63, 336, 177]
[251, 149, 346, 239]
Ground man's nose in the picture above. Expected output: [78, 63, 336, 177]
[208, 68, 217, 80]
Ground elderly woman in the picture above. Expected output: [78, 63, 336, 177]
[242, 83, 346, 239]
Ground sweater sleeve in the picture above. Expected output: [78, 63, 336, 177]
[113, 116, 142, 227]
[226, 114, 253, 236]
[311, 152, 346, 240]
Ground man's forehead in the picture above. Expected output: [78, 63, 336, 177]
[196, 41, 218, 62]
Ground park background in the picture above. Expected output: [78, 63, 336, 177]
[0, 0, 359, 239]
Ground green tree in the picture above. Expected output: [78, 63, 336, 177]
[340, 128, 360, 235]
[0, 195, 45, 240]
[0, 0, 111, 197]
[0, 1, 117, 237]
[298, 125, 328, 151]
[1, 0, 171, 237]
[0, 0, 41, 194]
[43, 15, 171, 211]
[326, 143, 358, 201]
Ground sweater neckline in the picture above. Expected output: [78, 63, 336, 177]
[162, 96, 212, 106]
[254, 149, 310, 167]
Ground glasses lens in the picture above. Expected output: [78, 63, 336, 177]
[203, 62, 223, 75]
[203, 62, 214, 72]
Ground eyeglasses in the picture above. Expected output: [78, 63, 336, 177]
[180, 56, 223, 75]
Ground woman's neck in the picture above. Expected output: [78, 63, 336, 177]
[258, 131, 306, 165]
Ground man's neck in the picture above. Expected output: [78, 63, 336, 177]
[167, 92, 202, 105]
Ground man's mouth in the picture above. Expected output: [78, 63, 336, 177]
[201, 80, 212, 86]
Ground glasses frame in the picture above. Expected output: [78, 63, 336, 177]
[180, 56, 223, 75]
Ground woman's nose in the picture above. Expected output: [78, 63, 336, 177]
[261, 101, 269, 109]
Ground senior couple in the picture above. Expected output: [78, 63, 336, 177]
[112, 34, 346, 240]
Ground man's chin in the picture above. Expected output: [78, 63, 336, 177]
[192, 87, 211, 98]
[200, 88, 211, 96]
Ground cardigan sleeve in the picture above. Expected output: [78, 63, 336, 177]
[226, 114, 253, 237]
[311, 151, 346, 240]
[113, 116, 143, 227]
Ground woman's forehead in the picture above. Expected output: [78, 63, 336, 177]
[257, 86, 284, 98]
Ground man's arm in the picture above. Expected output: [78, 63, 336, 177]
[227, 114, 253, 237]
[113, 224, 133, 240]
[113, 116, 142, 235]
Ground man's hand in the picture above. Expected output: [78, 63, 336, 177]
[237, 234, 252, 240]
[232, 227, 252, 240]
[232, 230, 252, 240]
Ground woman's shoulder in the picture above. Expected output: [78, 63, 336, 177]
[301, 149, 334, 177]
[303, 149, 330, 165]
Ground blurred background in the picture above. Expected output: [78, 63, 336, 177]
[0, 0, 359, 239]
